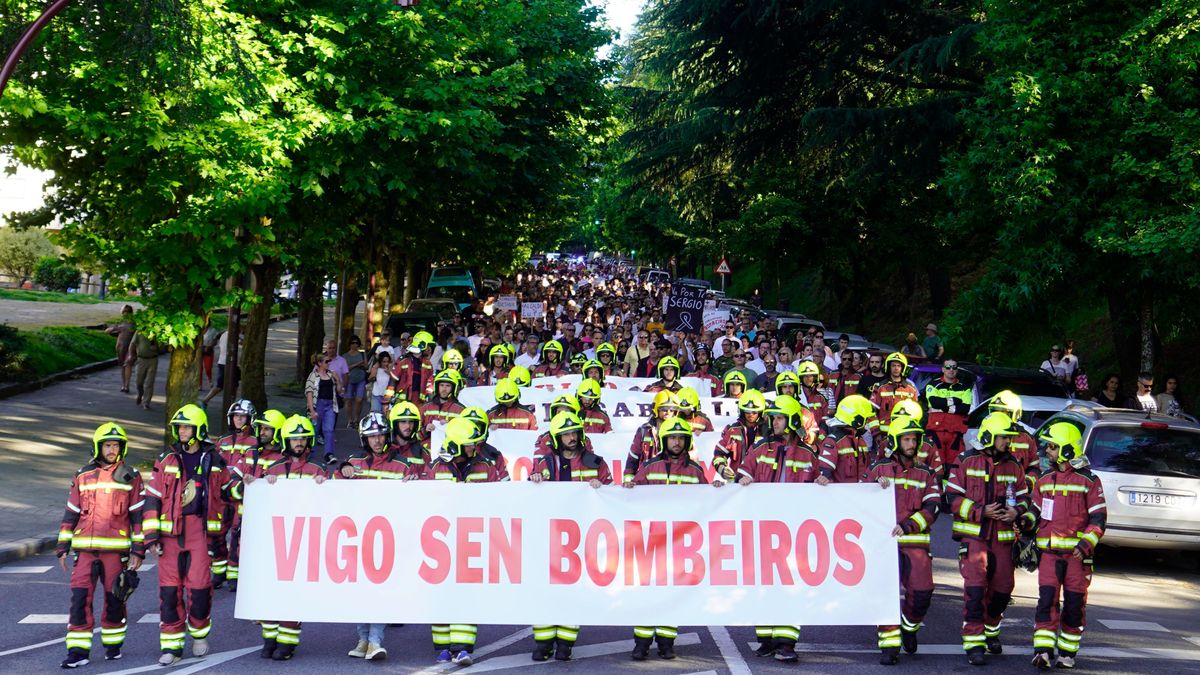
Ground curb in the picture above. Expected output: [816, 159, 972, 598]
[0, 534, 58, 565]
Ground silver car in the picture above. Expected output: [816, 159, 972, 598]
[1036, 407, 1200, 550]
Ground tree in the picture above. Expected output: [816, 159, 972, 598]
[0, 227, 55, 284]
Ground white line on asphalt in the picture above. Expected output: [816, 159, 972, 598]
[1098, 619, 1170, 632]
[104, 646, 259, 675]
[708, 625, 752, 675]
[445, 632, 702, 674]
[1186, 637, 1200, 647]
[18, 614, 68, 624]
[0, 629, 97, 657]
[752, 642, 1200, 661]
[136, 613, 159, 624]
[681, 671, 719, 675]
[410, 627, 532, 675]
[0, 566, 52, 574]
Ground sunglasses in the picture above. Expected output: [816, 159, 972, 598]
[943, 364, 958, 370]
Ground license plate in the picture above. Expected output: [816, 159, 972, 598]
[1127, 491, 1189, 508]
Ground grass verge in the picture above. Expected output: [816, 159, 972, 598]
[0, 325, 116, 384]
[0, 288, 137, 304]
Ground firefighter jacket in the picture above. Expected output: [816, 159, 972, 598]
[867, 455, 940, 548]
[392, 353, 434, 403]
[817, 423, 871, 483]
[633, 454, 707, 485]
[923, 378, 972, 418]
[714, 419, 763, 476]
[532, 361, 567, 378]
[689, 368, 721, 397]
[916, 440, 944, 474]
[264, 455, 329, 480]
[623, 420, 660, 483]
[487, 403, 539, 431]
[798, 386, 830, 423]
[535, 432, 594, 458]
[1009, 430, 1041, 479]
[870, 379, 920, 427]
[532, 450, 613, 484]
[419, 398, 465, 429]
[945, 448, 1030, 544]
[389, 438, 432, 478]
[214, 431, 258, 468]
[581, 406, 613, 434]
[643, 379, 683, 393]
[738, 438, 819, 484]
[337, 450, 416, 480]
[478, 367, 510, 387]
[829, 371, 862, 405]
[685, 412, 714, 434]
[226, 446, 285, 515]
[142, 442, 228, 545]
[1025, 467, 1107, 555]
[57, 461, 146, 557]
[425, 447, 510, 483]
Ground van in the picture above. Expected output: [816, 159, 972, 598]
[425, 265, 477, 311]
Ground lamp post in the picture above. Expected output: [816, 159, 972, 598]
[0, 0, 74, 99]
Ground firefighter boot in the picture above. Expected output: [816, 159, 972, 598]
[656, 636, 676, 660]
[271, 643, 296, 661]
[986, 636, 1003, 655]
[754, 638, 776, 657]
[60, 650, 89, 669]
[880, 647, 900, 665]
[631, 637, 652, 661]
[774, 642, 799, 663]
[554, 640, 574, 661]
[1032, 650, 1054, 669]
[967, 648, 986, 666]
[260, 638, 276, 659]
[531, 640, 554, 662]
[901, 628, 919, 654]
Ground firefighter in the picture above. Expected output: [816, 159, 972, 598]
[392, 330, 436, 403]
[988, 390, 1039, 480]
[142, 404, 227, 666]
[816, 395, 875, 485]
[581, 358, 608, 387]
[796, 360, 830, 423]
[338, 412, 408, 661]
[246, 414, 329, 660]
[487, 377, 539, 431]
[868, 415, 941, 665]
[210, 399, 257, 590]
[569, 352, 588, 374]
[578, 378, 614, 434]
[946, 412, 1030, 665]
[677, 386, 714, 433]
[689, 343, 721, 396]
[224, 409, 287, 589]
[533, 340, 567, 377]
[509, 364, 533, 389]
[528, 411, 612, 661]
[643, 356, 682, 393]
[424, 416, 510, 666]
[57, 423, 146, 669]
[388, 401, 431, 475]
[923, 359, 972, 472]
[775, 370, 799, 398]
[869, 352, 919, 444]
[622, 390, 679, 484]
[882, 411, 942, 474]
[829, 354, 863, 405]
[440, 348, 466, 377]
[418, 369, 465, 431]
[722, 370, 748, 399]
[1026, 423, 1106, 670]
[535, 395, 593, 455]
[713, 389, 768, 481]
[479, 344, 514, 386]
[596, 342, 621, 377]
[623, 417, 708, 660]
[719, 395, 819, 663]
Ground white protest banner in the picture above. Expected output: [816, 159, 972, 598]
[236, 481, 900, 626]
[520, 302, 545, 319]
[495, 295, 519, 311]
[703, 309, 729, 332]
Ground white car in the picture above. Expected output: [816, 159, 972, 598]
[963, 395, 1103, 449]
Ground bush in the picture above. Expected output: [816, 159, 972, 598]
[33, 257, 82, 292]
[0, 323, 29, 382]
[0, 228, 56, 284]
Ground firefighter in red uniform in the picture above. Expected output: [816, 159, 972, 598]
[885, 409, 943, 474]
[775, 371, 799, 398]
[796, 360, 830, 422]
[623, 417, 708, 660]
[717, 395, 819, 663]
[509, 364, 532, 389]
[533, 340, 567, 377]
[1026, 423, 1106, 670]
[923, 359, 972, 480]
[387, 401, 431, 476]
[946, 412, 1030, 665]
[338, 412, 409, 661]
[478, 344, 513, 386]
[989, 391, 1039, 480]
[224, 409, 287, 589]
[622, 390, 679, 484]
[688, 343, 721, 396]
[142, 404, 227, 666]
[424, 416, 510, 666]
[722, 370, 748, 399]
[581, 359, 608, 387]
[528, 411, 612, 661]
[578, 378, 613, 433]
[816, 395, 875, 485]
[596, 342, 621, 378]
[210, 398, 257, 589]
[535, 395, 594, 455]
[677, 386, 714, 433]
[869, 353, 919, 443]
[830, 356, 863, 404]
[392, 330, 436, 403]
[487, 377, 539, 431]
[57, 423, 146, 669]
[643, 356, 683, 393]
[244, 414, 328, 660]
[419, 369, 465, 431]
[868, 415, 941, 665]
[713, 389, 767, 481]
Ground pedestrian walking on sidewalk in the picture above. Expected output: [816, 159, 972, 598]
[105, 305, 135, 393]
[129, 331, 161, 410]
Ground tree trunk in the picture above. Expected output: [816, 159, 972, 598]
[241, 257, 280, 412]
[296, 278, 325, 382]
[928, 265, 951, 320]
[403, 255, 420, 306]
[337, 271, 360, 352]
[164, 340, 200, 446]
[1106, 284, 1140, 384]
[1138, 281, 1154, 374]
[371, 252, 389, 338]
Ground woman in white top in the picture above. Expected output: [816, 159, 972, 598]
[368, 352, 394, 414]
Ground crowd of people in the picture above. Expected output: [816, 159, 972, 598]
[60, 258, 1109, 671]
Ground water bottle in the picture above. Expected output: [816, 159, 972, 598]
[1005, 482, 1017, 510]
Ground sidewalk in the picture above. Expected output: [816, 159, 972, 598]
[0, 309, 363, 562]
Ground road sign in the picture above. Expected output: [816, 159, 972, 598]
[714, 257, 732, 276]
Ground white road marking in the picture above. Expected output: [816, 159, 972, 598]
[410, 627, 533, 675]
[18, 614, 69, 624]
[137, 613, 160, 624]
[708, 625, 752, 675]
[750, 642, 1200, 661]
[1099, 619, 1170, 632]
[0, 566, 52, 574]
[104, 646, 259, 675]
[0, 629, 97, 657]
[1186, 636, 1200, 648]
[450, 632, 702, 673]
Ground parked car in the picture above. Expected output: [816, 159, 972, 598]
[385, 311, 442, 340]
[910, 363, 1070, 407]
[675, 277, 712, 290]
[406, 298, 458, 322]
[425, 265, 478, 311]
[638, 268, 670, 285]
[1036, 407, 1200, 550]
[964, 396, 1103, 449]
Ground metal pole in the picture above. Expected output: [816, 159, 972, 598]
[0, 0, 75, 99]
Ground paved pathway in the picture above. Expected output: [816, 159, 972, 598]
[0, 297, 141, 330]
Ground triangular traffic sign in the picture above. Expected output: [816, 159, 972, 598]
[714, 257, 732, 275]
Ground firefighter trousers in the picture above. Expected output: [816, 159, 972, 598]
[533, 625, 579, 645]
[1033, 552, 1093, 655]
[755, 625, 800, 646]
[959, 538, 1015, 652]
[432, 624, 477, 652]
[157, 515, 212, 654]
[878, 547, 934, 649]
[66, 551, 129, 655]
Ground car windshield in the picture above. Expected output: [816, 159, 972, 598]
[979, 376, 1065, 400]
[1088, 425, 1200, 478]
[427, 286, 474, 303]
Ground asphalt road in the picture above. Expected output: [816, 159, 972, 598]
[2, 520, 1198, 674]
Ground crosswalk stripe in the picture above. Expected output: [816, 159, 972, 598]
[749, 642, 1200, 661]
[1186, 637, 1200, 648]
[0, 566, 52, 574]
[447, 632, 702, 673]
[137, 613, 160, 624]
[411, 627, 532, 675]
[1099, 619, 1170, 632]
[104, 646, 259, 675]
[19, 614, 69, 624]
[709, 626, 752, 675]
